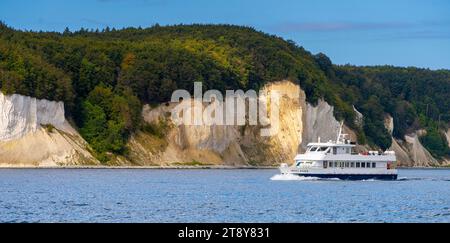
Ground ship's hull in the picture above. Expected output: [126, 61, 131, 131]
[287, 173, 398, 180]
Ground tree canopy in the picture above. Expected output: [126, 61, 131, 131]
[1, 22, 448, 160]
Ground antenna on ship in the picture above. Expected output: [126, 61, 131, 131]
[336, 121, 348, 144]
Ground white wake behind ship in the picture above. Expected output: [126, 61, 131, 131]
[279, 122, 398, 180]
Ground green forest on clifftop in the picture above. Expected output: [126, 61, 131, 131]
[0, 22, 449, 162]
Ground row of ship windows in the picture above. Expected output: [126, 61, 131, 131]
[325, 161, 377, 168]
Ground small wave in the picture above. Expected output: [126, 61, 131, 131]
[270, 174, 319, 181]
[397, 177, 427, 181]
[398, 177, 442, 181]
[397, 177, 450, 181]
[270, 174, 341, 181]
[397, 177, 430, 181]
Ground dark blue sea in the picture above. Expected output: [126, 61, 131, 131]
[0, 168, 449, 222]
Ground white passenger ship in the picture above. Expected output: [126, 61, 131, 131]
[279, 123, 398, 180]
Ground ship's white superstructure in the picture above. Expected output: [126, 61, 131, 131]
[279, 122, 398, 180]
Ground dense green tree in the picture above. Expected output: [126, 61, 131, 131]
[420, 127, 450, 158]
[79, 101, 108, 153]
[78, 85, 141, 160]
[0, 23, 448, 160]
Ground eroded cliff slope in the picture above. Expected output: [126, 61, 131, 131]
[124, 81, 448, 167]
[124, 81, 304, 166]
[384, 115, 448, 166]
[1, 81, 447, 167]
[0, 92, 98, 166]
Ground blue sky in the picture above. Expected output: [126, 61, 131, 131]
[1, 0, 450, 69]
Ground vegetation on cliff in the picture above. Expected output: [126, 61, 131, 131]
[318, 63, 450, 157]
[0, 21, 448, 161]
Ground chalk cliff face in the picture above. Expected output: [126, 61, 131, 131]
[302, 101, 340, 149]
[1, 81, 447, 167]
[0, 92, 98, 166]
[125, 81, 304, 165]
[446, 129, 450, 148]
[125, 81, 447, 167]
[0, 92, 72, 141]
[384, 115, 447, 167]
[124, 81, 361, 166]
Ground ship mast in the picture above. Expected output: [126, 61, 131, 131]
[336, 121, 347, 144]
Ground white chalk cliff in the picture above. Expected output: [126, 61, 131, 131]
[384, 115, 447, 167]
[446, 129, 450, 148]
[125, 81, 304, 165]
[0, 92, 98, 166]
[122, 81, 362, 166]
[1, 81, 448, 167]
[124, 81, 448, 167]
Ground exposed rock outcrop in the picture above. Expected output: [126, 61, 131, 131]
[0, 92, 98, 166]
[302, 100, 363, 152]
[384, 115, 443, 167]
[126, 82, 447, 167]
[444, 129, 450, 164]
[403, 131, 439, 167]
[446, 129, 450, 148]
[125, 81, 304, 166]
[1, 81, 447, 167]
[384, 115, 394, 135]
[0, 92, 75, 141]
[353, 106, 363, 127]
[125, 81, 362, 166]
[302, 100, 341, 149]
